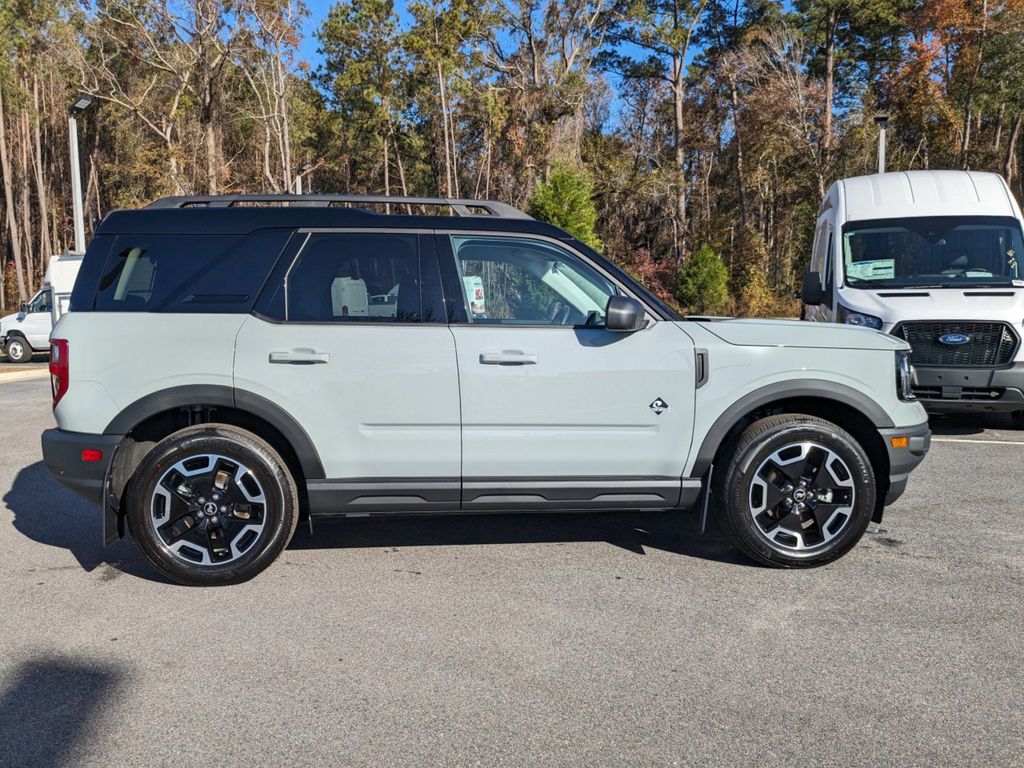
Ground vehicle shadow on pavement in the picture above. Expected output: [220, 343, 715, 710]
[3, 461, 166, 582]
[928, 411, 1023, 437]
[288, 509, 760, 567]
[0, 655, 124, 768]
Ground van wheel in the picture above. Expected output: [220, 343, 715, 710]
[1011, 411, 1024, 430]
[713, 414, 876, 568]
[126, 424, 299, 586]
[4, 335, 31, 363]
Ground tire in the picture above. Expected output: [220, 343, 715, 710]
[126, 424, 299, 586]
[3, 335, 31, 363]
[713, 414, 876, 568]
[1011, 411, 1024, 430]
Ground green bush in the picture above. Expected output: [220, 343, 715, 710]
[529, 163, 603, 249]
[677, 245, 729, 315]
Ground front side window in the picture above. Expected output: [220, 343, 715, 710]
[451, 236, 616, 326]
[843, 216, 1024, 289]
[287, 233, 422, 322]
[28, 291, 51, 313]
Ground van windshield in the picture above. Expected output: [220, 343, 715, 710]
[842, 216, 1024, 288]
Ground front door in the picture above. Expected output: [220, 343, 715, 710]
[442, 233, 697, 511]
[234, 230, 462, 513]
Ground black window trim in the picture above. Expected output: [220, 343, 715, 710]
[278, 227, 445, 326]
[434, 230, 664, 329]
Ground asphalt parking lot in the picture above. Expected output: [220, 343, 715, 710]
[1, 376, 1022, 768]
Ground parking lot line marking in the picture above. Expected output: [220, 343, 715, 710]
[932, 437, 1024, 446]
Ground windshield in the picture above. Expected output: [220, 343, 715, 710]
[842, 216, 1024, 288]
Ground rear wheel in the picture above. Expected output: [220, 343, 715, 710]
[1011, 411, 1024, 430]
[714, 414, 876, 567]
[3, 336, 31, 363]
[127, 424, 298, 586]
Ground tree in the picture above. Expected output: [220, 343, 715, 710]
[529, 162, 603, 248]
[677, 244, 729, 314]
[603, 0, 713, 263]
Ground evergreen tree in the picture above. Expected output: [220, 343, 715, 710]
[529, 163, 603, 249]
[677, 244, 730, 314]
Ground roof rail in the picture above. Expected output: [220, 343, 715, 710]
[145, 194, 533, 220]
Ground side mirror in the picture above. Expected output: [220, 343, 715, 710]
[18, 301, 28, 314]
[605, 295, 647, 332]
[801, 272, 825, 306]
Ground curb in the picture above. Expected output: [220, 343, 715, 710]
[0, 368, 50, 384]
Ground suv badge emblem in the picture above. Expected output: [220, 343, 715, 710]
[938, 333, 970, 346]
[649, 397, 669, 415]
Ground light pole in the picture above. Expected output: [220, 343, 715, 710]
[874, 114, 890, 175]
[295, 162, 314, 195]
[68, 94, 96, 253]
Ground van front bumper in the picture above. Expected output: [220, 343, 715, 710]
[878, 422, 931, 507]
[911, 362, 1024, 413]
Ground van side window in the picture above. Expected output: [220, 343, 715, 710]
[286, 233, 423, 322]
[823, 232, 834, 292]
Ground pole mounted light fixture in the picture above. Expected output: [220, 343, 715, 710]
[68, 94, 97, 251]
[874, 114, 890, 175]
[69, 94, 96, 117]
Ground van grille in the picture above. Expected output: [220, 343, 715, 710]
[893, 321, 1018, 368]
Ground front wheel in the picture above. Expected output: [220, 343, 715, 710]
[1011, 411, 1024, 430]
[714, 414, 876, 567]
[126, 424, 299, 586]
[3, 336, 31, 363]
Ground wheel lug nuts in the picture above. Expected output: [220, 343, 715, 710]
[219, 506, 227, 513]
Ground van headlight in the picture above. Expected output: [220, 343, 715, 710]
[838, 304, 883, 329]
[896, 351, 915, 401]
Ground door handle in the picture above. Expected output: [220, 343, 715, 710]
[479, 351, 538, 365]
[269, 350, 330, 365]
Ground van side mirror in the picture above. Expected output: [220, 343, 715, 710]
[801, 272, 825, 306]
[18, 301, 28, 314]
[605, 295, 647, 332]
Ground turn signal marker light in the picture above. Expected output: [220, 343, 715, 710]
[890, 436, 909, 449]
[81, 449, 103, 462]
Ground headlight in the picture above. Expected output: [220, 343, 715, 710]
[896, 350, 915, 401]
[837, 304, 883, 329]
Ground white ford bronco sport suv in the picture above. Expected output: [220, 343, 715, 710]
[42, 195, 931, 586]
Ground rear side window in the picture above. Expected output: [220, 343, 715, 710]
[93, 230, 291, 313]
[286, 233, 425, 322]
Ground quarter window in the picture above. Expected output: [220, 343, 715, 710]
[451, 236, 616, 326]
[287, 233, 423, 322]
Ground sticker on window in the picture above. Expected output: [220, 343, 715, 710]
[463, 275, 486, 315]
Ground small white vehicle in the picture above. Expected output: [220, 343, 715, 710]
[801, 170, 1024, 426]
[0, 252, 83, 363]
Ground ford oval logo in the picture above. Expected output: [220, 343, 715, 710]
[938, 333, 971, 346]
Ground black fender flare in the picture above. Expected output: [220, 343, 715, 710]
[103, 384, 325, 479]
[689, 380, 894, 477]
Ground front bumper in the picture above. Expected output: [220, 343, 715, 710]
[911, 362, 1024, 413]
[878, 422, 931, 507]
[42, 429, 123, 542]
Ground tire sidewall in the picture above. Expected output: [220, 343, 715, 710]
[723, 421, 876, 567]
[127, 427, 297, 586]
[5, 336, 29, 363]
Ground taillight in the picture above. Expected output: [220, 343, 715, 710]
[50, 338, 69, 408]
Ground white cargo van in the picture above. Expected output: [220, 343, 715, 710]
[801, 170, 1024, 426]
[0, 252, 83, 363]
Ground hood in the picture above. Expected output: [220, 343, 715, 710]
[687, 318, 909, 351]
[840, 286, 1024, 326]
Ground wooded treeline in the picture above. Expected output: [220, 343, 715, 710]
[2, 0, 1024, 313]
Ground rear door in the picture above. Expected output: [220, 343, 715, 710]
[440, 233, 698, 511]
[234, 230, 462, 513]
